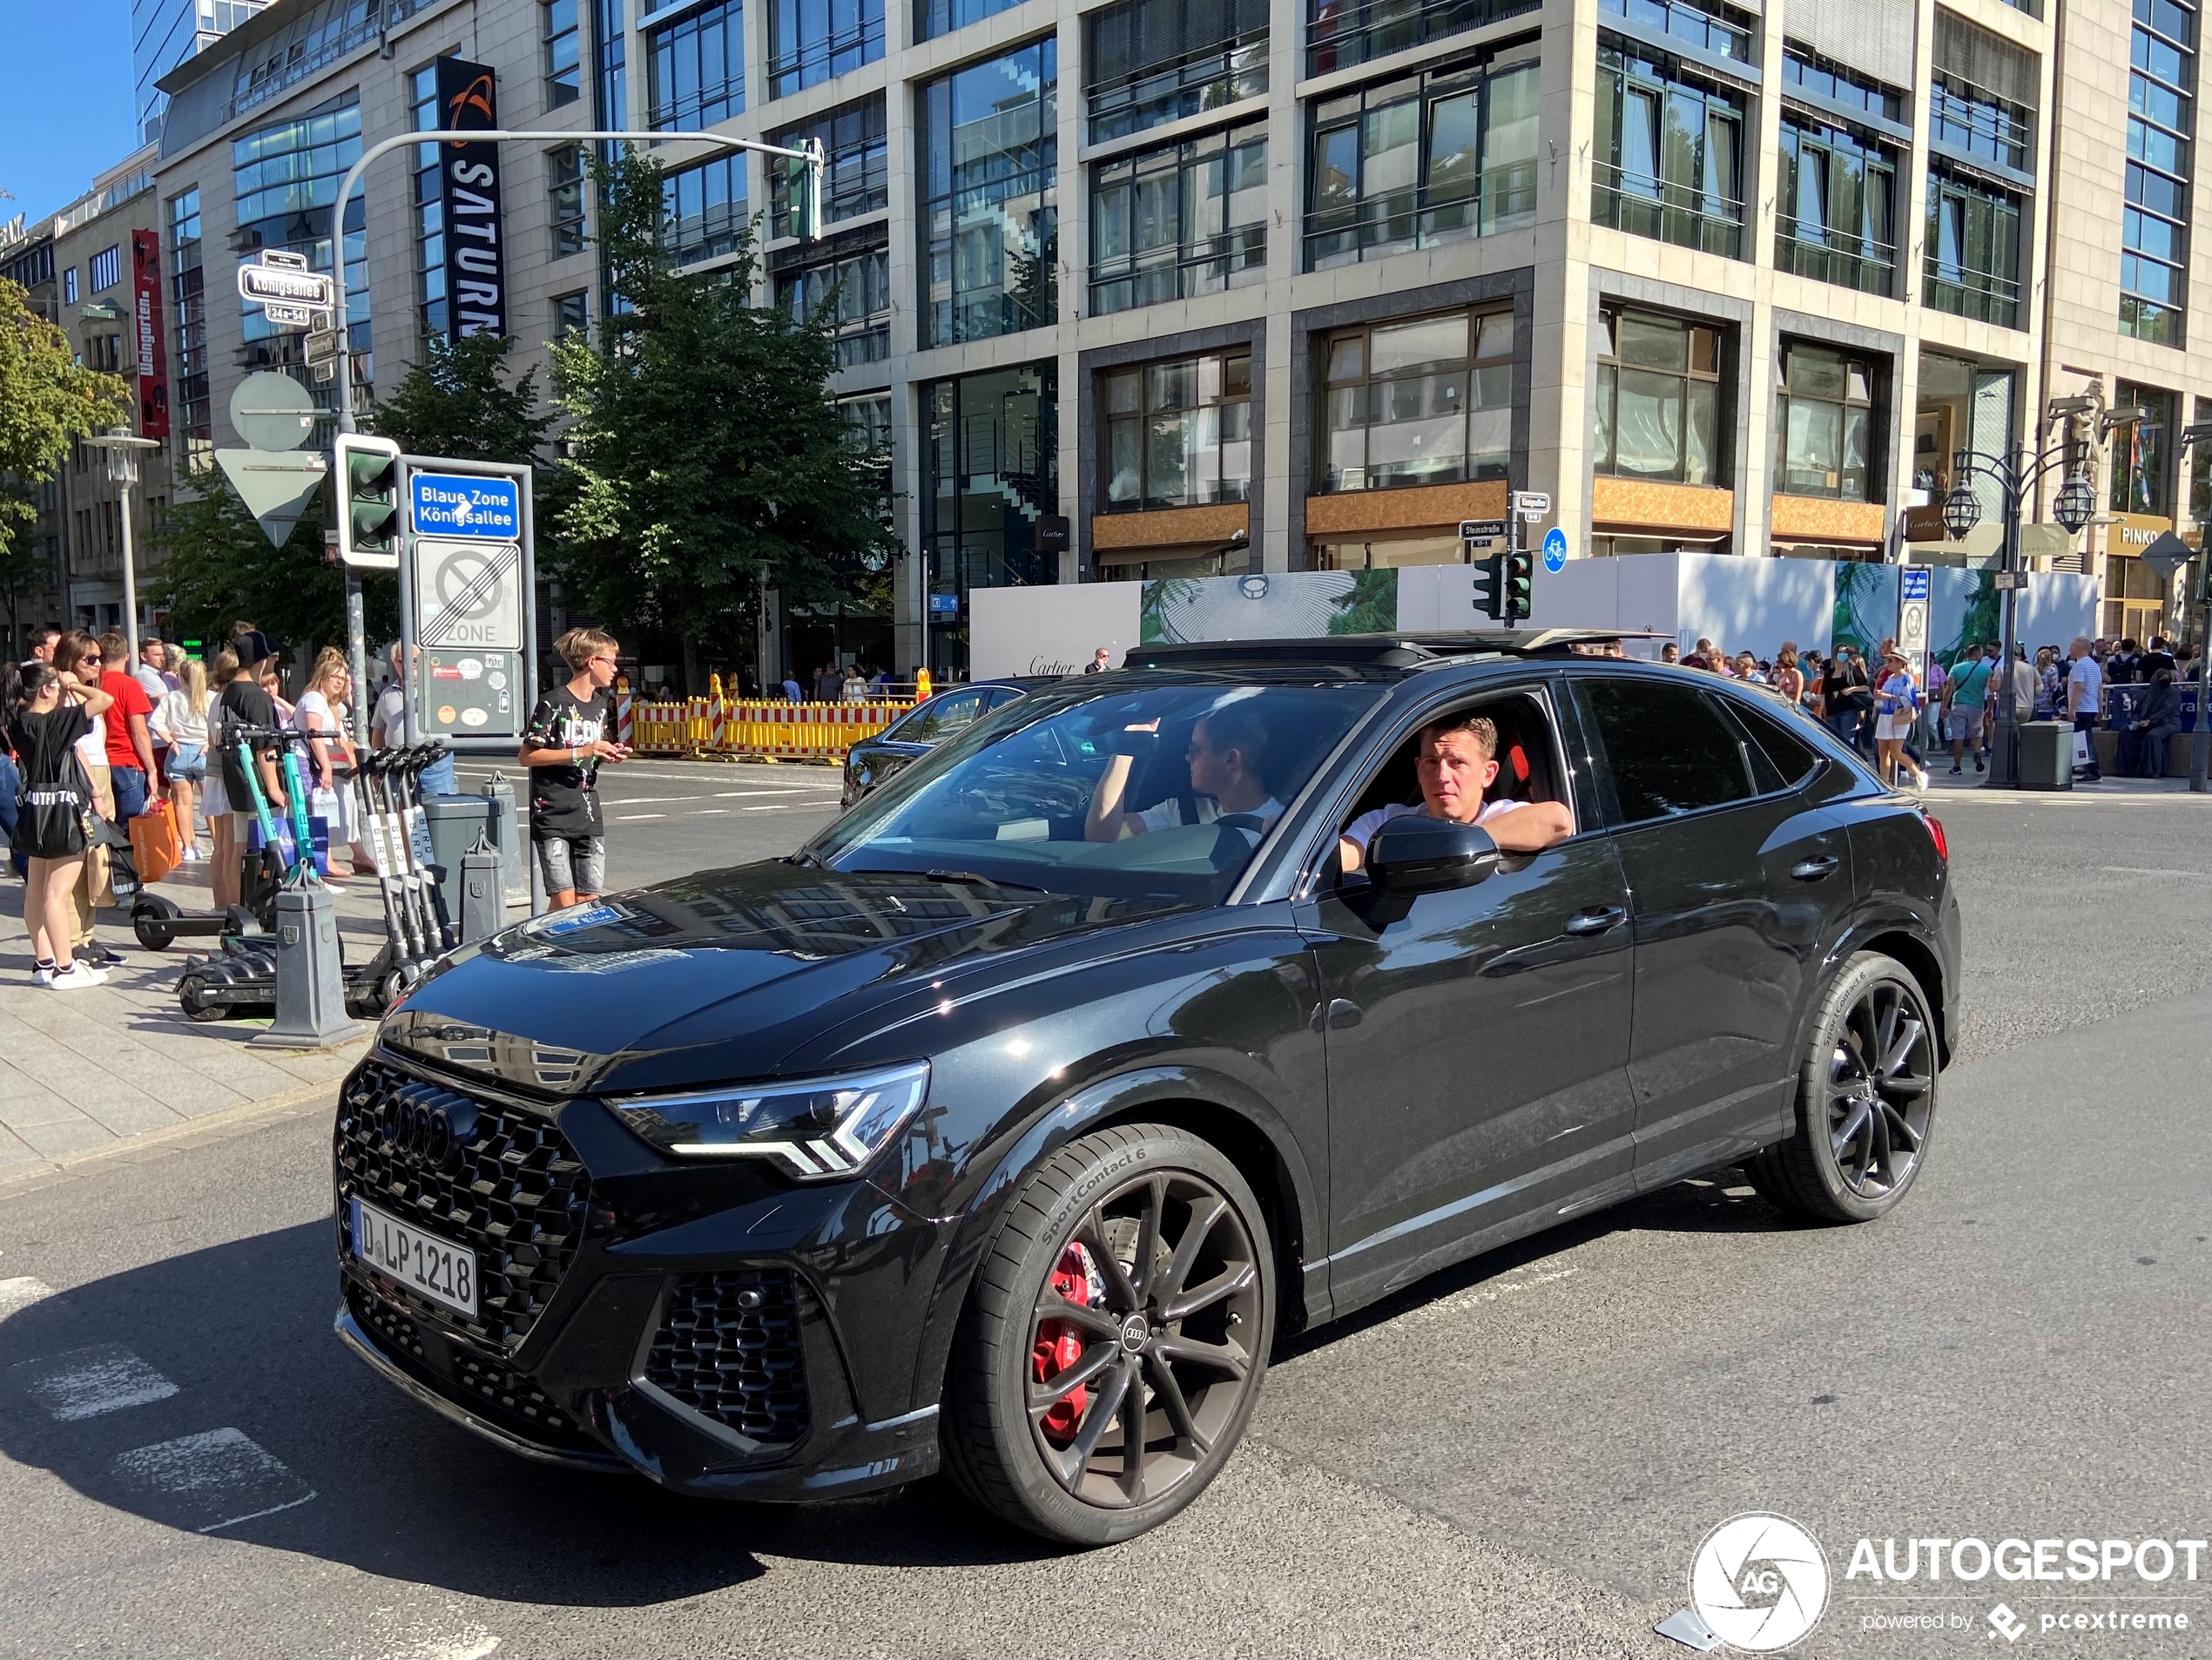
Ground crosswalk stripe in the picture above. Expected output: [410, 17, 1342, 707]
[12, 1344, 179, 1420]
[0, 1277, 57, 1319]
[108, 1427, 317, 1534]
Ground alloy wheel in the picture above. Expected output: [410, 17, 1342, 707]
[1825, 977, 1934, 1199]
[1026, 1170, 1262, 1509]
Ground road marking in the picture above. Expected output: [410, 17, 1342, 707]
[1413, 1266, 1583, 1323]
[361, 1603, 501, 1659]
[0, 1277, 57, 1319]
[610, 813, 665, 822]
[108, 1427, 317, 1533]
[2099, 865, 2212, 880]
[12, 1344, 179, 1420]
[712, 788, 823, 799]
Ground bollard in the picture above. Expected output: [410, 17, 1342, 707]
[250, 881, 362, 1049]
[458, 835, 504, 944]
[480, 772, 527, 907]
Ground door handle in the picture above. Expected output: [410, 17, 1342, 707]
[1564, 905, 1627, 935]
[1325, 997, 1362, 1029]
[1791, 854, 1841, 881]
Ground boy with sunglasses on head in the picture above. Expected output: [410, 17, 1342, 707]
[518, 627, 630, 909]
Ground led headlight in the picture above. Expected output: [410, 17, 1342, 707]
[608, 1061, 930, 1178]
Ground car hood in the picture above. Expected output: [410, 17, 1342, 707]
[381, 862, 1183, 1095]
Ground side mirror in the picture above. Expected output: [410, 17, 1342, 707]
[1366, 813, 1501, 894]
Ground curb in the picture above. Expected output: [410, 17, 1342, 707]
[0, 1076, 345, 1197]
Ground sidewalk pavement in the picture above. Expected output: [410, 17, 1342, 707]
[0, 852, 400, 1189]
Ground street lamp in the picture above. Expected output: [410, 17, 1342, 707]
[82, 426, 162, 669]
[2054, 473, 2097, 536]
[1941, 482, 1982, 541]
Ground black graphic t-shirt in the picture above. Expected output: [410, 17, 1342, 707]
[523, 684, 610, 837]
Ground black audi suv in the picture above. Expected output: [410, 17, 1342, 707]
[334, 632, 1959, 1545]
[839, 676, 1055, 807]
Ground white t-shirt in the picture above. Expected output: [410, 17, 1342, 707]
[151, 689, 208, 747]
[1344, 797, 1527, 854]
[1135, 794, 1285, 835]
[2067, 655, 2102, 717]
[372, 683, 404, 746]
[74, 711, 107, 774]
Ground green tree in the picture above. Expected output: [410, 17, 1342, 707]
[0, 276, 130, 638]
[147, 460, 396, 655]
[366, 332, 555, 474]
[550, 152, 894, 688]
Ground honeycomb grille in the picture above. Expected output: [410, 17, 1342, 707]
[345, 1281, 598, 1454]
[334, 1056, 591, 1352]
[643, 1271, 811, 1444]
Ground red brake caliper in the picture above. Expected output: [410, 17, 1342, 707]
[1033, 1243, 1099, 1441]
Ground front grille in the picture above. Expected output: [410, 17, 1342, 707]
[345, 1281, 599, 1454]
[449, 1349, 583, 1439]
[334, 1057, 591, 1352]
[643, 1271, 811, 1444]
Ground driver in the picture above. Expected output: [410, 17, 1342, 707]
[1085, 705, 1282, 841]
[1339, 712, 1574, 874]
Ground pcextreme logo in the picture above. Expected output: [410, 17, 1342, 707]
[1689, 1514, 1831, 1650]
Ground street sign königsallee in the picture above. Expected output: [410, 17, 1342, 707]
[409, 471, 521, 538]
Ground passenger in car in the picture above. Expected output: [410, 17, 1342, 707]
[1085, 705, 1284, 840]
[1339, 712, 1575, 874]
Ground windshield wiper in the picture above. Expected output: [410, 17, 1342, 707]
[919, 868, 1053, 894]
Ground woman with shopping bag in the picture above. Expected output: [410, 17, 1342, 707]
[8, 661, 117, 989]
[293, 647, 375, 885]
[151, 657, 212, 861]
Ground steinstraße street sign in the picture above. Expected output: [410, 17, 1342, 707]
[409, 470, 520, 539]
[216, 372, 327, 547]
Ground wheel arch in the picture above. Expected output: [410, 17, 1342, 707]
[909, 1064, 1320, 1417]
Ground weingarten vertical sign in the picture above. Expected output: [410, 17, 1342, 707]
[131, 229, 169, 439]
[436, 57, 508, 338]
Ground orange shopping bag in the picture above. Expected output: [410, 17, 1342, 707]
[130, 800, 183, 885]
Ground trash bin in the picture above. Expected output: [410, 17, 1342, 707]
[2017, 720, 2073, 791]
[421, 793, 495, 933]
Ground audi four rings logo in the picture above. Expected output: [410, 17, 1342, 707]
[380, 1087, 478, 1168]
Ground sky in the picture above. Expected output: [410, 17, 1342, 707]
[0, 0, 141, 230]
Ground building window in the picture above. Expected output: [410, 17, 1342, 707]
[649, 0, 744, 131]
[233, 94, 368, 382]
[169, 188, 208, 456]
[596, 0, 628, 130]
[2111, 383, 2175, 516]
[921, 361, 1058, 676]
[1091, 122, 1265, 314]
[1306, 45, 1539, 270]
[549, 145, 588, 255]
[2123, 0, 2195, 347]
[1595, 307, 1723, 487]
[1103, 349, 1251, 510]
[1777, 115, 1897, 295]
[1774, 343, 1878, 502]
[770, 0, 883, 98]
[63, 267, 78, 305]
[1924, 165, 2022, 327]
[1599, 0, 1752, 59]
[917, 0, 1019, 44]
[1320, 308, 1513, 493]
[770, 96, 887, 238]
[88, 246, 122, 293]
[921, 39, 1056, 348]
[1930, 11, 2036, 174]
[1309, 0, 1536, 78]
[1781, 44, 1906, 125]
[662, 153, 749, 265]
[774, 239, 893, 368]
[545, 0, 583, 107]
[1594, 38, 1745, 258]
[841, 391, 893, 520]
[1087, 0, 1266, 143]
[554, 289, 591, 338]
[409, 62, 450, 341]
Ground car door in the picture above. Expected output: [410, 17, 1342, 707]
[1300, 682, 1638, 1313]
[1566, 674, 1855, 1191]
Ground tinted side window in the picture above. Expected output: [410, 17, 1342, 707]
[901, 690, 988, 743]
[1581, 680, 1754, 825]
[1725, 696, 1824, 792]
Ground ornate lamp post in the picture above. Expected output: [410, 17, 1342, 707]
[82, 427, 164, 668]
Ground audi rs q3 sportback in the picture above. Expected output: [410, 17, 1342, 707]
[334, 632, 1959, 1546]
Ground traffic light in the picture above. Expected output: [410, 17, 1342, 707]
[787, 142, 825, 241]
[1471, 550, 1506, 621]
[1502, 544, 1534, 624]
[335, 432, 403, 570]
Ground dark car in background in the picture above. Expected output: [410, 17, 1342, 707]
[840, 676, 1057, 806]
[334, 632, 1959, 1547]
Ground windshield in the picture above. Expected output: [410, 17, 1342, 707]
[812, 680, 1385, 903]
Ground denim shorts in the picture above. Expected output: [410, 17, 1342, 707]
[167, 741, 206, 783]
[535, 833, 605, 897]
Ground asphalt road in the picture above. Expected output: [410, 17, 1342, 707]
[3, 776, 2209, 1660]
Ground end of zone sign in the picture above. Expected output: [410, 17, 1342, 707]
[411, 471, 520, 539]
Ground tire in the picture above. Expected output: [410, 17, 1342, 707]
[1754, 952, 1939, 1224]
[177, 974, 226, 1023]
[133, 895, 181, 951]
[941, 1123, 1274, 1546]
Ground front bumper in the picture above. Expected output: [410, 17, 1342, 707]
[333, 1051, 952, 1501]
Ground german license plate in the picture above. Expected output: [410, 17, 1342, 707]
[349, 1196, 478, 1319]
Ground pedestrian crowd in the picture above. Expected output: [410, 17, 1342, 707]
[1658, 631, 2201, 786]
[780, 661, 898, 702]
